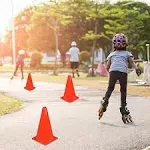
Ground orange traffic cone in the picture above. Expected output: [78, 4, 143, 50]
[61, 75, 79, 103]
[24, 73, 35, 91]
[32, 107, 58, 145]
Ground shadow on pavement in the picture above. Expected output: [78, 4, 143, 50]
[100, 122, 138, 128]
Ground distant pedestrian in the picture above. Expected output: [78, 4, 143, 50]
[68, 41, 80, 78]
[11, 49, 25, 80]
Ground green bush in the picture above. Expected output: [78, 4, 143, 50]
[80, 51, 91, 63]
[137, 62, 144, 73]
[30, 51, 42, 68]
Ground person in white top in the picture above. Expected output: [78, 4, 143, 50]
[68, 41, 80, 78]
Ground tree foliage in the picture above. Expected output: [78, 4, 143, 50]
[3, 0, 150, 60]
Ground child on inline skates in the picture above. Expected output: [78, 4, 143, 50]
[98, 33, 141, 123]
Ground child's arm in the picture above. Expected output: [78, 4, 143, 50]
[106, 59, 111, 71]
[128, 57, 141, 76]
[78, 49, 80, 62]
[66, 49, 71, 60]
[128, 57, 137, 70]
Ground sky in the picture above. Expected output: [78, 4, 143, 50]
[0, 0, 149, 36]
[0, 0, 45, 35]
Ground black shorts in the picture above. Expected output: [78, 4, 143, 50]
[70, 62, 79, 69]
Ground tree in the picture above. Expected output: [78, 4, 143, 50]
[83, 1, 110, 76]
[3, 0, 150, 65]
[26, 0, 72, 74]
[103, 1, 150, 59]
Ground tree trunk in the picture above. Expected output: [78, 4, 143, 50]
[91, 1, 98, 76]
[53, 30, 58, 75]
[91, 18, 98, 76]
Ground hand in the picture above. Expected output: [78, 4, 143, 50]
[136, 68, 142, 76]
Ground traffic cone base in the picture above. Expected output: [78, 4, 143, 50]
[61, 95, 79, 103]
[32, 107, 58, 145]
[32, 135, 58, 145]
[24, 86, 36, 91]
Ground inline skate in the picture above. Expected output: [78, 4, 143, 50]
[120, 106, 133, 123]
[98, 97, 109, 120]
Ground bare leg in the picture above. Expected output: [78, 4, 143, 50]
[11, 64, 19, 79]
[72, 69, 75, 78]
[20, 64, 24, 80]
[76, 69, 80, 77]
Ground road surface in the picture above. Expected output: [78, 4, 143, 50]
[0, 78, 150, 150]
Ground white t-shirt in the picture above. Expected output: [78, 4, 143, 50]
[68, 47, 80, 62]
[107, 50, 133, 73]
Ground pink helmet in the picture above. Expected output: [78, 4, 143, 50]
[112, 33, 128, 49]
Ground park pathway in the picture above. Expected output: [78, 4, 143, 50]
[0, 78, 150, 150]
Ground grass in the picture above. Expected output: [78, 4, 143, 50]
[0, 65, 75, 73]
[0, 65, 149, 97]
[0, 93, 23, 116]
[0, 66, 13, 72]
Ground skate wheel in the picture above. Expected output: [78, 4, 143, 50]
[98, 106, 104, 120]
[122, 116, 126, 123]
[128, 115, 133, 122]
[122, 115, 133, 124]
[99, 112, 103, 120]
[126, 118, 130, 123]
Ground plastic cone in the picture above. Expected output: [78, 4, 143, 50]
[61, 75, 79, 102]
[32, 107, 58, 145]
[24, 73, 35, 91]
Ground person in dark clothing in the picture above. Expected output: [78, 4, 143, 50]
[98, 33, 141, 123]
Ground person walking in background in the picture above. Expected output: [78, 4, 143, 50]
[98, 33, 141, 123]
[11, 49, 25, 80]
[68, 41, 80, 78]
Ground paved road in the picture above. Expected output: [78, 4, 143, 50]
[0, 78, 150, 150]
